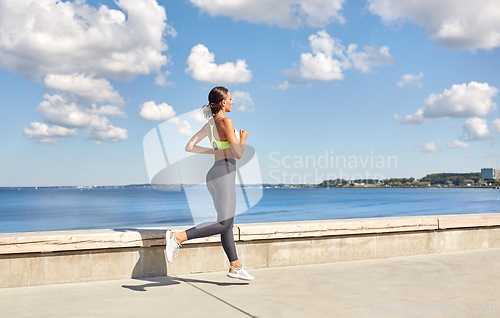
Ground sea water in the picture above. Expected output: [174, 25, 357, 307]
[1, 187, 499, 233]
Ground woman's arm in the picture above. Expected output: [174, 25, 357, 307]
[185, 124, 214, 155]
[220, 118, 247, 159]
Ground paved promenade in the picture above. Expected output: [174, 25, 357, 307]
[1, 248, 500, 318]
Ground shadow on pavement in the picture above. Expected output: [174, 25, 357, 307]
[122, 275, 249, 292]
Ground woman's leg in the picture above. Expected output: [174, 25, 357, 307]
[173, 219, 240, 266]
[170, 184, 232, 243]
[167, 160, 249, 276]
[220, 217, 237, 262]
[176, 159, 239, 263]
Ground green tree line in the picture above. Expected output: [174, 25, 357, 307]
[420, 173, 480, 186]
[318, 172, 487, 187]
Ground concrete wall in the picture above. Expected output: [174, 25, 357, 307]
[1, 213, 500, 288]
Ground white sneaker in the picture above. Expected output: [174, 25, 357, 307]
[165, 230, 181, 263]
[227, 265, 254, 281]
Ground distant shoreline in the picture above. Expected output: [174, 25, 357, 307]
[2, 172, 493, 189]
[1, 184, 499, 190]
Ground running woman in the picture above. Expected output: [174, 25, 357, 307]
[165, 86, 254, 281]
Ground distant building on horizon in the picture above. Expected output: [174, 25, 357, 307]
[481, 168, 499, 181]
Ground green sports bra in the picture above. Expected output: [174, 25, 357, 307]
[209, 117, 240, 150]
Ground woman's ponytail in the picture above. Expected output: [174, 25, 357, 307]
[202, 104, 213, 119]
[202, 86, 228, 119]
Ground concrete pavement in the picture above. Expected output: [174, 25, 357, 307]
[1, 248, 500, 318]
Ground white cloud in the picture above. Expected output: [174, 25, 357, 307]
[2, 0, 174, 144]
[400, 82, 499, 124]
[401, 109, 434, 125]
[139, 101, 176, 121]
[86, 125, 129, 143]
[168, 117, 193, 136]
[23, 122, 78, 144]
[282, 31, 394, 87]
[188, 0, 346, 28]
[463, 117, 492, 140]
[37, 94, 111, 131]
[299, 31, 350, 81]
[272, 81, 293, 90]
[185, 44, 252, 84]
[493, 119, 500, 132]
[232, 91, 255, 112]
[189, 109, 207, 124]
[398, 72, 424, 88]
[175, 120, 193, 136]
[28, 94, 129, 143]
[269, 75, 305, 90]
[367, 0, 500, 51]
[0, 0, 175, 79]
[424, 82, 498, 118]
[300, 52, 345, 81]
[44, 74, 124, 105]
[86, 105, 126, 117]
[446, 139, 469, 148]
[413, 142, 441, 153]
[155, 71, 175, 87]
[309, 30, 345, 57]
[346, 44, 396, 73]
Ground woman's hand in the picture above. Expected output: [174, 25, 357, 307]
[240, 129, 248, 140]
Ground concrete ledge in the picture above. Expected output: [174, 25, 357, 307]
[0, 226, 237, 254]
[0, 216, 439, 255]
[433, 213, 500, 229]
[237, 216, 438, 241]
[1, 213, 500, 288]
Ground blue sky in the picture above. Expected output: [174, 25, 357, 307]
[1, 0, 500, 186]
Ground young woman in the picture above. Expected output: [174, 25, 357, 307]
[164, 86, 254, 281]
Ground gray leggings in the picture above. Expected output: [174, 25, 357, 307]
[185, 158, 238, 262]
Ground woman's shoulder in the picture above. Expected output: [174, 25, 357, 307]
[220, 117, 233, 125]
[219, 117, 235, 130]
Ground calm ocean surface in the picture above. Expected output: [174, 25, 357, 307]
[1, 187, 499, 233]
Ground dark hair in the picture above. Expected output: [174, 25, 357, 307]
[202, 86, 228, 119]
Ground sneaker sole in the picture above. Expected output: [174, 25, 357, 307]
[227, 273, 254, 281]
[165, 230, 173, 263]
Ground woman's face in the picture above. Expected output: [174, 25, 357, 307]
[222, 91, 233, 112]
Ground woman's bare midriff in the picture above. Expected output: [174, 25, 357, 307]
[214, 148, 237, 161]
